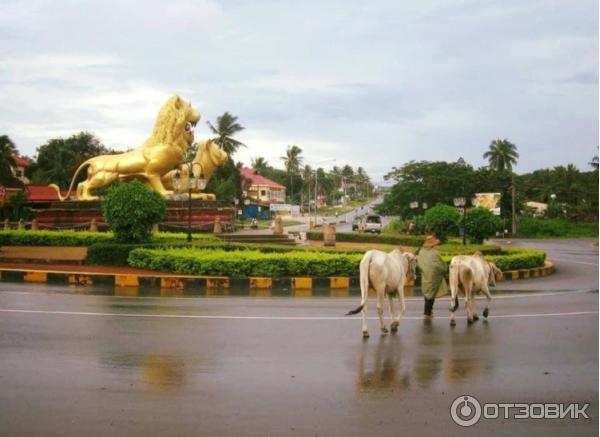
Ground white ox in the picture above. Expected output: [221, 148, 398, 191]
[449, 252, 503, 326]
[347, 249, 417, 338]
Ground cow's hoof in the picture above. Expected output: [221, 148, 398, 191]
[450, 319, 456, 327]
[362, 331, 370, 339]
[483, 308, 489, 318]
[380, 327, 388, 334]
[391, 322, 399, 332]
[473, 314, 479, 322]
[467, 318, 474, 325]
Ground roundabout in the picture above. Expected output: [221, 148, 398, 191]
[0, 239, 596, 436]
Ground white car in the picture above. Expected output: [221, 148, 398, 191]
[362, 215, 382, 233]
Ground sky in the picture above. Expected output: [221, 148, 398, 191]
[0, 0, 597, 184]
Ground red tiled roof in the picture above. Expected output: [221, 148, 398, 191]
[240, 168, 286, 189]
[26, 185, 61, 202]
[13, 155, 31, 167]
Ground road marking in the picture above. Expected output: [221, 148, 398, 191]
[0, 308, 597, 321]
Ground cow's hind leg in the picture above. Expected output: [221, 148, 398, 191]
[480, 285, 492, 319]
[376, 290, 387, 334]
[388, 292, 399, 333]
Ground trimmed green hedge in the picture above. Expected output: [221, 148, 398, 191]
[0, 230, 218, 247]
[307, 231, 425, 246]
[128, 248, 363, 277]
[128, 246, 546, 277]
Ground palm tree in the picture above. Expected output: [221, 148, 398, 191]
[281, 145, 303, 201]
[207, 112, 246, 155]
[589, 155, 599, 170]
[0, 135, 18, 185]
[251, 156, 269, 174]
[483, 138, 519, 172]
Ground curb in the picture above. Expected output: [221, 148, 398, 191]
[0, 262, 554, 290]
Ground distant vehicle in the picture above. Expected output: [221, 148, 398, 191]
[352, 216, 362, 231]
[363, 215, 382, 234]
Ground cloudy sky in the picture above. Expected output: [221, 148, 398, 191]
[0, 0, 597, 183]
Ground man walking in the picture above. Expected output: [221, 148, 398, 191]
[417, 235, 448, 321]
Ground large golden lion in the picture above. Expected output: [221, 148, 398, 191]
[161, 139, 229, 200]
[50, 95, 201, 201]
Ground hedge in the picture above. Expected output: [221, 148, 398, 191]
[0, 230, 218, 247]
[128, 248, 363, 277]
[307, 231, 425, 246]
[127, 246, 546, 277]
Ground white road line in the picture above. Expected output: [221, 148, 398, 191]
[0, 308, 597, 321]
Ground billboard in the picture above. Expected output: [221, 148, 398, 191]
[472, 193, 501, 215]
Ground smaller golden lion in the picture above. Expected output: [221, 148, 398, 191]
[50, 95, 200, 201]
[161, 139, 229, 200]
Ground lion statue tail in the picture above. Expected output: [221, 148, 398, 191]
[48, 159, 93, 201]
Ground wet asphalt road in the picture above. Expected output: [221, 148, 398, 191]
[0, 240, 598, 436]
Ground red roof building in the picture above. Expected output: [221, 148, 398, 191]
[26, 185, 61, 202]
[240, 168, 286, 204]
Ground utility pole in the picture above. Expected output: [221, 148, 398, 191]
[511, 173, 517, 235]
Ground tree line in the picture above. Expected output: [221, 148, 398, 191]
[378, 139, 598, 222]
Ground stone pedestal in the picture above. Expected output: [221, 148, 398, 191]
[273, 216, 283, 235]
[90, 219, 98, 232]
[213, 216, 222, 234]
[323, 223, 336, 247]
[31, 219, 39, 231]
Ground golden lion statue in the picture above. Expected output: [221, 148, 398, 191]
[50, 95, 200, 201]
[162, 139, 229, 200]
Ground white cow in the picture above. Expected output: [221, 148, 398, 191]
[347, 249, 417, 338]
[448, 252, 503, 326]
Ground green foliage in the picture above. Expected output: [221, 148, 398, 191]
[101, 181, 167, 243]
[6, 191, 32, 221]
[517, 217, 598, 238]
[383, 218, 405, 233]
[306, 231, 425, 246]
[483, 248, 546, 271]
[465, 207, 502, 244]
[483, 138, 519, 172]
[0, 135, 21, 187]
[0, 230, 114, 246]
[437, 243, 503, 256]
[423, 204, 460, 242]
[28, 131, 112, 189]
[128, 248, 363, 277]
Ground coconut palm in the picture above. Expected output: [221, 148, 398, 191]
[483, 138, 519, 172]
[589, 155, 599, 170]
[281, 145, 303, 201]
[251, 156, 269, 174]
[0, 135, 18, 185]
[207, 112, 246, 155]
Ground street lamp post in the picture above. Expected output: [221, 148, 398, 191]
[453, 197, 466, 245]
[173, 164, 206, 243]
[410, 201, 419, 233]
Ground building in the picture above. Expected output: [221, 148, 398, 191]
[12, 155, 31, 185]
[240, 168, 286, 205]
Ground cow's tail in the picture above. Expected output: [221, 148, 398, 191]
[48, 159, 92, 201]
[346, 251, 372, 315]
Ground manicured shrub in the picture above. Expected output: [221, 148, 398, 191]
[101, 181, 167, 243]
[306, 231, 425, 246]
[464, 207, 502, 244]
[422, 204, 461, 242]
[128, 248, 363, 277]
[0, 230, 114, 246]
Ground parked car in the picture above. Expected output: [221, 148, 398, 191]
[352, 216, 362, 231]
[363, 215, 382, 233]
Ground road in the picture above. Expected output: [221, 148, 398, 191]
[0, 239, 597, 436]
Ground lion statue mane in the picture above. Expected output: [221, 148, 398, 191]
[49, 95, 201, 201]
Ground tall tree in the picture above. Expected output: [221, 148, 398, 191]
[207, 112, 246, 155]
[280, 145, 303, 202]
[483, 138, 519, 172]
[251, 156, 270, 174]
[590, 155, 599, 170]
[0, 135, 18, 186]
[30, 132, 110, 189]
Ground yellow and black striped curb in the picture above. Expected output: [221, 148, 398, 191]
[0, 262, 554, 290]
